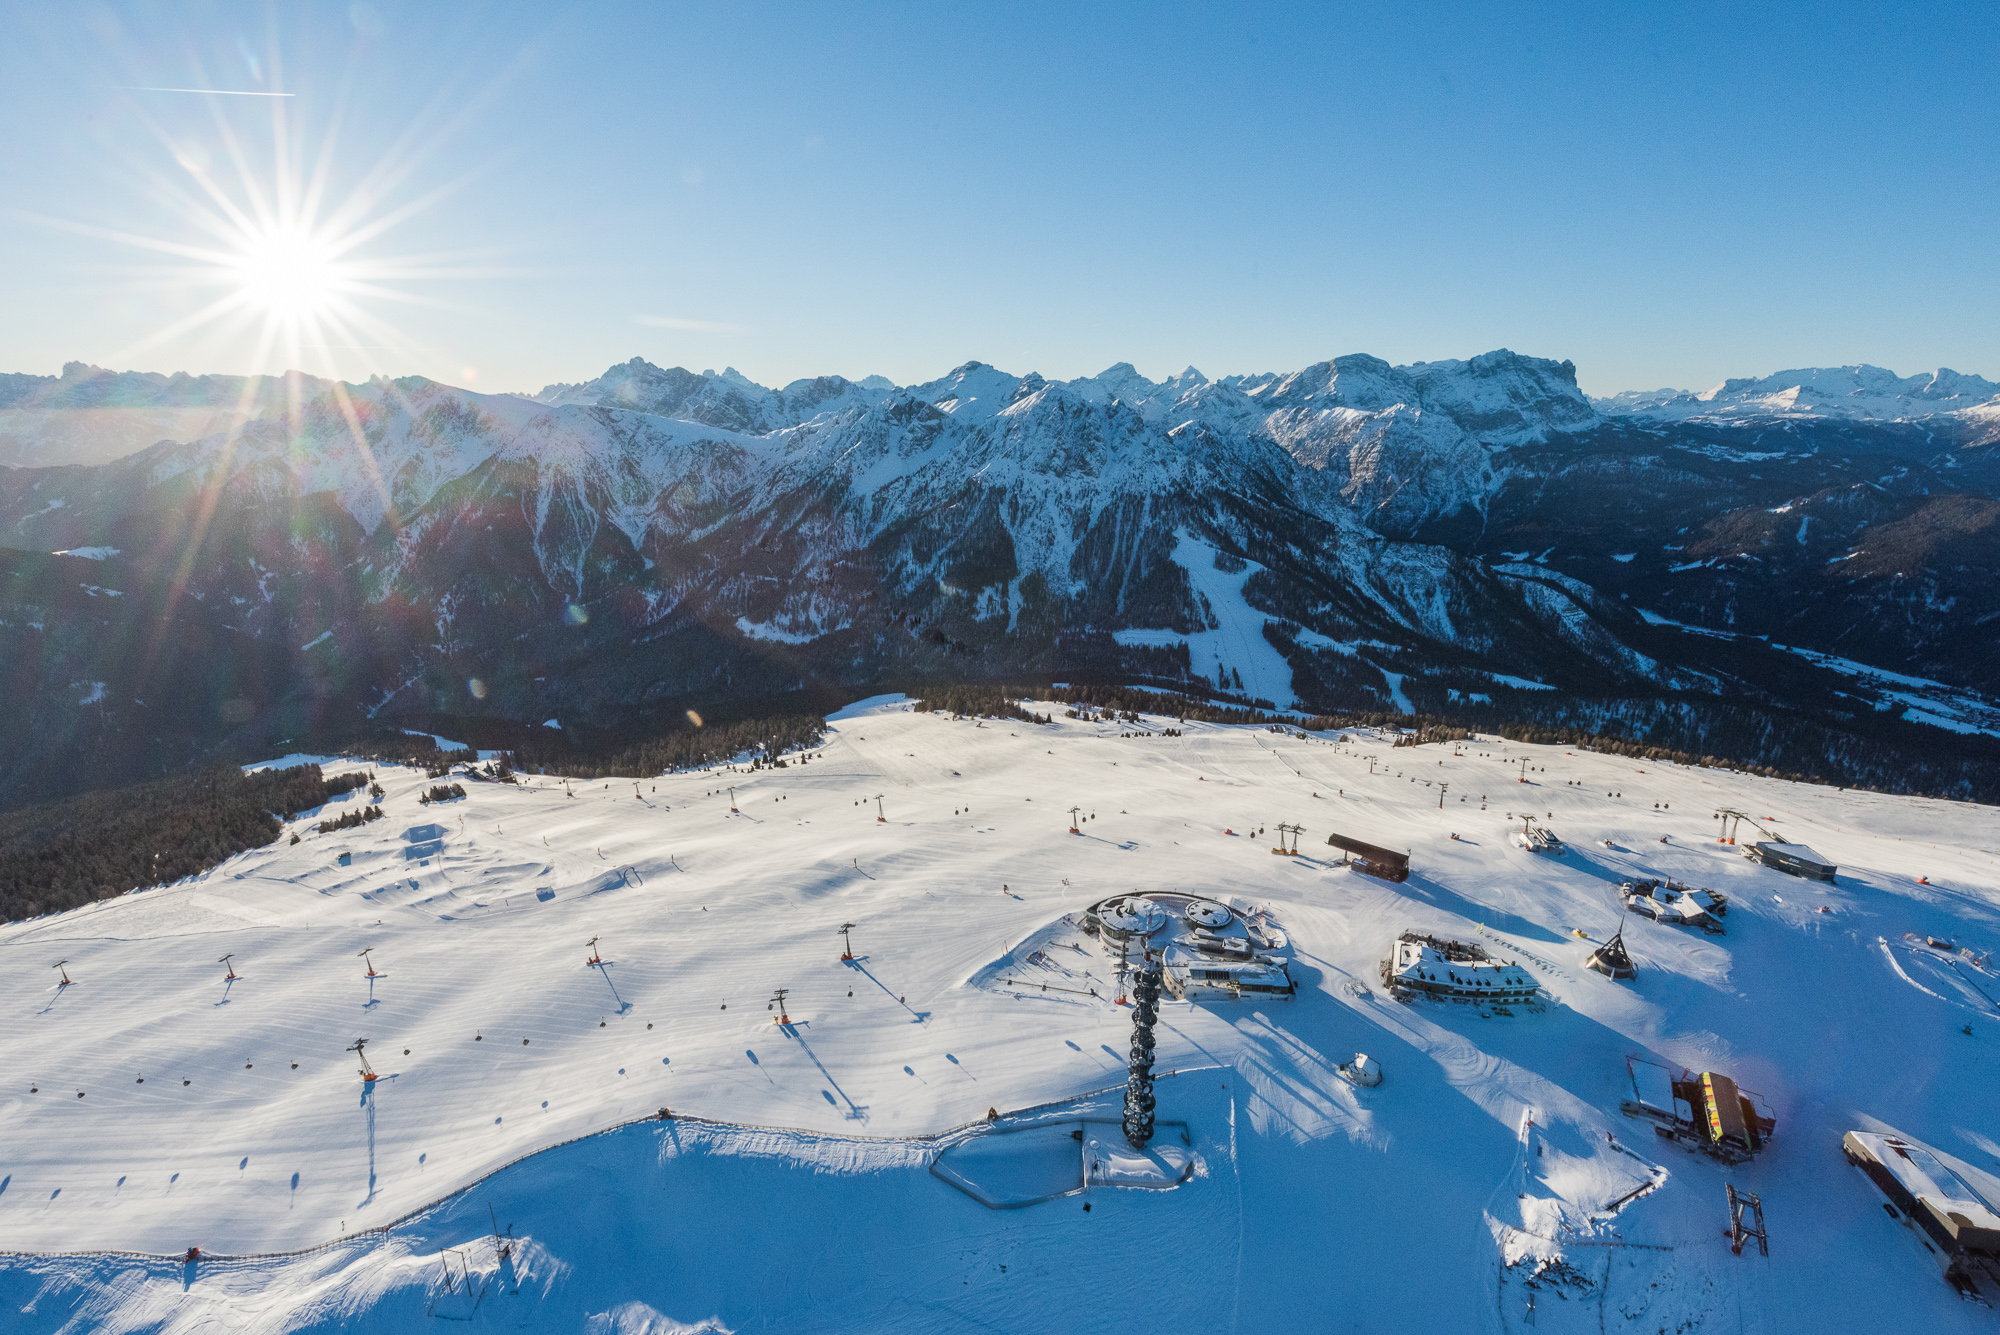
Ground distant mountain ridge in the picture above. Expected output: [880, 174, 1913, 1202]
[1594, 363, 2000, 430]
[2, 347, 1998, 811]
[0, 363, 333, 469]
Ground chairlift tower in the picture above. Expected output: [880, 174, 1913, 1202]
[52, 959, 72, 987]
[1438, 782, 1448, 810]
[219, 954, 237, 981]
[1068, 805, 1083, 835]
[358, 949, 379, 979]
[770, 988, 792, 1026]
[1518, 758, 1530, 783]
[1726, 1183, 1768, 1257]
[728, 786, 738, 813]
[347, 1038, 378, 1084]
[584, 936, 604, 967]
[1714, 808, 1771, 846]
[837, 922, 857, 961]
[874, 794, 886, 823]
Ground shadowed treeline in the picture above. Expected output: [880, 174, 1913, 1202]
[0, 763, 369, 923]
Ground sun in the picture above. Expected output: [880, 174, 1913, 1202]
[51, 80, 490, 385]
[233, 226, 343, 321]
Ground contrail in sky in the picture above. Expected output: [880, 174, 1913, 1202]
[122, 87, 296, 97]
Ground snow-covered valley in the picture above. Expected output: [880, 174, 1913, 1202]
[5, 697, 2000, 1332]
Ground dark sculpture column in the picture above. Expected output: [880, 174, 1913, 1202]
[1123, 959, 1162, 1149]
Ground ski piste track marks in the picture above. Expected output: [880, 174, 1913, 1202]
[8, 696, 2000, 1332]
[1877, 938, 2000, 1016]
[0, 1072, 1199, 1264]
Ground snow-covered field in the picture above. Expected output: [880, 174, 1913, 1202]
[5, 695, 2000, 1333]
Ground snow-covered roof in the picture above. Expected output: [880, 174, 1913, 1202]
[1850, 1132, 2000, 1243]
[1757, 841, 1834, 865]
[1162, 944, 1287, 978]
[1390, 938, 1535, 991]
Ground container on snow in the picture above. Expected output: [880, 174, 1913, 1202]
[1750, 841, 1837, 882]
[1327, 833, 1410, 882]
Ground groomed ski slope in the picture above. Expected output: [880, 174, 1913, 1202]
[4, 695, 2000, 1333]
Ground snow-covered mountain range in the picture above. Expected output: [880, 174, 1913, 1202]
[1595, 364, 2000, 433]
[2, 349, 1997, 810]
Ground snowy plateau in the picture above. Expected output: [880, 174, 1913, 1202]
[7, 697, 2000, 1332]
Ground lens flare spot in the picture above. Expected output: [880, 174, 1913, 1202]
[685, 709, 703, 728]
[565, 604, 588, 625]
[467, 678, 487, 700]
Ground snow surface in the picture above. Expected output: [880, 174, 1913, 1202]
[733, 616, 817, 646]
[7, 699, 2000, 1332]
[1109, 531, 1299, 705]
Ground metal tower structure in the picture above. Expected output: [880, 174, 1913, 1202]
[1714, 808, 1776, 846]
[1727, 1184, 1768, 1256]
[1123, 958, 1164, 1149]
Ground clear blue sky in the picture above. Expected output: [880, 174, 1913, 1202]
[1, 1, 1994, 397]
